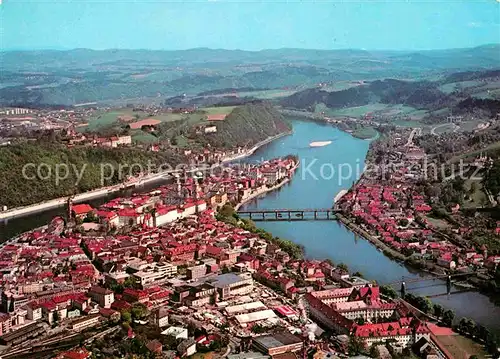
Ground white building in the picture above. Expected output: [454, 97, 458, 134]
[132, 262, 177, 287]
[26, 303, 42, 321]
[155, 206, 180, 227]
[161, 326, 188, 340]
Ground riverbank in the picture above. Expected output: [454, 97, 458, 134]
[221, 130, 293, 163]
[336, 213, 409, 261]
[235, 160, 299, 211]
[0, 131, 293, 222]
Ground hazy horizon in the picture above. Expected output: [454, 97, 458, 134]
[3, 43, 500, 53]
[3, 0, 499, 52]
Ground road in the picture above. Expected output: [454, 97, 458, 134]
[406, 127, 422, 146]
[431, 123, 459, 136]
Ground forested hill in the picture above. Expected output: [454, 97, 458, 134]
[193, 103, 291, 148]
[280, 79, 450, 112]
[0, 144, 183, 208]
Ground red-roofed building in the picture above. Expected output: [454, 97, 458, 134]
[56, 348, 91, 359]
[207, 114, 227, 121]
[72, 204, 94, 219]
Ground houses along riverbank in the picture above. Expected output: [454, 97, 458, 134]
[239, 118, 500, 331]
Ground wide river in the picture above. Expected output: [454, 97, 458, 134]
[0, 119, 499, 330]
[240, 119, 500, 330]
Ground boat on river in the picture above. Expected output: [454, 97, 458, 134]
[309, 141, 332, 147]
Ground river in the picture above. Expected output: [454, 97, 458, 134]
[240, 118, 500, 330]
[0, 118, 499, 330]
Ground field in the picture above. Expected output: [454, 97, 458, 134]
[431, 123, 457, 135]
[352, 127, 378, 139]
[440, 79, 500, 100]
[201, 106, 237, 115]
[439, 80, 482, 94]
[393, 120, 423, 128]
[324, 103, 389, 117]
[236, 89, 297, 99]
[131, 132, 159, 144]
[79, 108, 202, 132]
[320, 81, 363, 92]
[318, 103, 429, 120]
[435, 334, 488, 359]
[457, 121, 482, 132]
[425, 216, 450, 230]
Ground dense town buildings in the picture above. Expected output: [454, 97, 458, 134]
[0, 145, 487, 358]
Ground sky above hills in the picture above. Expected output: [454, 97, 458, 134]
[2, 0, 499, 51]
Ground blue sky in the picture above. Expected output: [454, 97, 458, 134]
[1, 0, 499, 51]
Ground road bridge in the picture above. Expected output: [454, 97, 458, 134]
[392, 273, 479, 298]
[237, 208, 341, 221]
[387, 272, 478, 286]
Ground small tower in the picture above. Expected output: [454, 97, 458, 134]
[66, 195, 74, 222]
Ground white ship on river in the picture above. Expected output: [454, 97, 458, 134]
[309, 141, 332, 148]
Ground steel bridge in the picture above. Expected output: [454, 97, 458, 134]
[391, 273, 479, 298]
[387, 272, 478, 286]
[237, 208, 341, 221]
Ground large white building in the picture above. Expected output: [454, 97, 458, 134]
[132, 262, 178, 287]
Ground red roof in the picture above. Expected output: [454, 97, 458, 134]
[72, 204, 93, 215]
[274, 305, 297, 317]
[207, 114, 227, 121]
[58, 348, 91, 359]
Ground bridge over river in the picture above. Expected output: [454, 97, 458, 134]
[237, 208, 341, 221]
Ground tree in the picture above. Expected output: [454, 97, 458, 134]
[380, 285, 398, 299]
[218, 204, 235, 218]
[121, 310, 132, 322]
[347, 336, 364, 356]
[123, 276, 137, 289]
[337, 263, 349, 272]
[465, 318, 476, 336]
[419, 296, 433, 314]
[433, 303, 444, 319]
[399, 218, 409, 227]
[131, 303, 147, 320]
[369, 345, 380, 358]
[443, 309, 455, 327]
[353, 271, 364, 278]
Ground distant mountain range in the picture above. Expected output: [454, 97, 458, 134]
[280, 69, 500, 117]
[0, 45, 499, 106]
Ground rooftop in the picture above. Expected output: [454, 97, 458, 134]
[253, 332, 302, 349]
